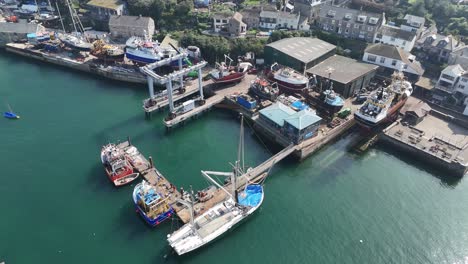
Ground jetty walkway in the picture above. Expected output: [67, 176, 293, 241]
[163, 74, 257, 128]
[115, 139, 297, 224]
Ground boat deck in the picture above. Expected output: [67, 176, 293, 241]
[115, 141, 186, 215]
[114, 139, 296, 224]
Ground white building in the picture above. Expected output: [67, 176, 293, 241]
[213, 13, 232, 33]
[436, 64, 466, 93]
[259, 10, 301, 30]
[363, 43, 424, 79]
[374, 24, 416, 52]
[401, 14, 425, 35]
[435, 64, 468, 115]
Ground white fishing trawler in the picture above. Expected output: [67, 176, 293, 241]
[354, 70, 413, 129]
[268, 62, 310, 93]
[125, 35, 165, 64]
[167, 116, 265, 255]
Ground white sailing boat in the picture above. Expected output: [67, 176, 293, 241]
[167, 115, 266, 255]
[57, 0, 92, 51]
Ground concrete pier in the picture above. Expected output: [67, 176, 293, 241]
[381, 115, 468, 177]
[142, 79, 213, 114]
[164, 74, 256, 128]
[5, 43, 147, 84]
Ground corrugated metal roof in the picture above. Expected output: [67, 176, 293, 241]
[306, 55, 378, 84]
[259, 102, 296, 127]
[266, 37, 336, 64]
[284, 109, 321, 130]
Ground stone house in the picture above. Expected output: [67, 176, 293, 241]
[108, 15, 155, 40]
[317, 5, 385, 43]
[228, 12, 246, 37]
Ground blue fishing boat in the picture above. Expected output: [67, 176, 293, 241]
[323, 89, 344, 107]
[132, 180, 174, 226]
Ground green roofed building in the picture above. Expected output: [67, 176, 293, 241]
[284, 110, 322, 143]
[259, 102, 296, 129]
[264, 37, 336, 74]
[259, 102, 322, 143]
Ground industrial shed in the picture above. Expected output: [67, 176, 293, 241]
[264, 37, 336, 74]
[306, 55, 379, 98]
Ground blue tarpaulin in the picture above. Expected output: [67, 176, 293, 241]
[291, 101, 309, 111]
[238, 184, 263, 207]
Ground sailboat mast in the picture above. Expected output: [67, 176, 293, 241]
[201, 171, 232, 198]
[234, 115, 245, 203]
[65, 0, 78, 33]
[55, 1, 66, 32]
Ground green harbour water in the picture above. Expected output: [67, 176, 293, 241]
[2, 51, 468, 263]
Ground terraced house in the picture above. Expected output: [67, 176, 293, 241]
[317, 5, 384, 42]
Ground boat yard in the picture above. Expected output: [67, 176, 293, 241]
[5, 42, 147, 84]
[4, 27, 468, 259]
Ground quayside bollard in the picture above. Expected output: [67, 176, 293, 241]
[149, 156, 154, 168]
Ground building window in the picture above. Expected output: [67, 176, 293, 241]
[403, 64, 408, 69]
[442, 74, 455, 81]
[222, 19, 228, 23]
[402, 41, 406, 46]
[462, 78, 468, 83]
[459, 84, 465, 89]
[216, 19, 220, 23]
[391, 60, 397, 66]
[354, 24, 359, 29]
[390, 37, 396, 42]
[367, 55, 377, 62]
[380, 57, 385, 63]
[345, 28, 349, 33]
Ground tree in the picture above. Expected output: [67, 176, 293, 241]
[174, 0, 193, 16]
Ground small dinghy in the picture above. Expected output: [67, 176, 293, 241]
[4, 112, 20, 119]
[4, 104, 20, 119]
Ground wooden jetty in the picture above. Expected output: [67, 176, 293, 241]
[115, 139, 297, 224]
[175, 144, 298, 223]
[164, 74, 256, 128]
[115, 141, 185, 215]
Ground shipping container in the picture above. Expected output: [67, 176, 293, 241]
[237, 95, 257, 110]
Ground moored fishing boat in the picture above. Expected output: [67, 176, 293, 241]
[354, 70, 413, 130]
[100, 144, 139, 186]
[132, 180, 174, 226]
[267, 63, 310, 93]
[210, 55, 252, 84]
